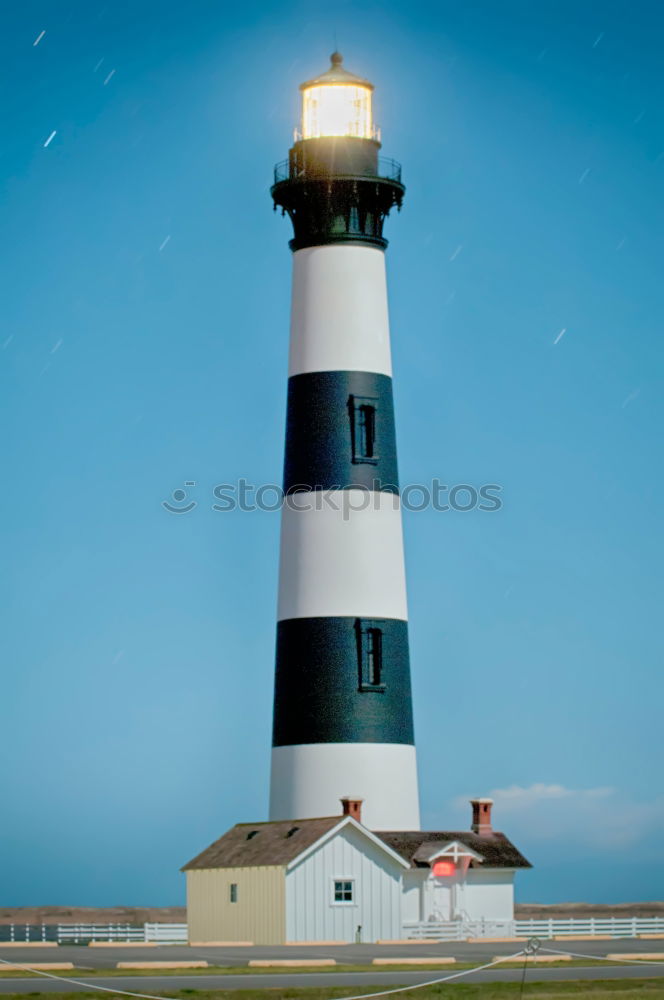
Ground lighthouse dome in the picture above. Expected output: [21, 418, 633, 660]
[299, 51, 374, 91]
[299, 51, 375, 140]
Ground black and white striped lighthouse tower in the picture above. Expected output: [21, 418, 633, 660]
[269, 53, 420, 831]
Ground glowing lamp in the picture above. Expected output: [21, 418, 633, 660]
[300, 52, 375, 139]
[432, 860, 455, 877]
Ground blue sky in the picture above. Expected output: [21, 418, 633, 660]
[1, 0, 662, 906]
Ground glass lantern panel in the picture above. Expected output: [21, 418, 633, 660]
[302, 85, 373, 139]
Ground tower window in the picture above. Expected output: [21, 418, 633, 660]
[333, 880, 354, 904]
[229, 883, 238, 903]
[348, 395, 379, 464]
[355, 619, 386, 692]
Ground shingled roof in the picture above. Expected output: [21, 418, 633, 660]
[375, 830, 531, 869]
[182, 817, 343, 871]
[182, 818, 530, 872]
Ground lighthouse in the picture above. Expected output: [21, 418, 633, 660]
[268, 53, 420, 832]
[182, 53, 533, 942]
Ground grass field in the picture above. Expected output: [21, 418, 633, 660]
[1, 981, 664, 999]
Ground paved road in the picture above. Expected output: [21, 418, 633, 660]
[0, 965, 664, 994]
[1, 939, 662, 968]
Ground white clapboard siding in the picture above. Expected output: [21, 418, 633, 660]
[462, 869, 515, 921]
[286, 822, 403, 943]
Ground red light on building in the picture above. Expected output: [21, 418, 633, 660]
[432, 860, 455, 877]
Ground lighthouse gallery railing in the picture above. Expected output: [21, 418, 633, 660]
[273, 156, 402, 186]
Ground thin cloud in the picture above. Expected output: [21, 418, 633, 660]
[488, 783, 613, 804]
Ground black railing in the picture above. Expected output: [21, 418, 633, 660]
[378, 157, 402, 182]
[274, 159, 289, 183]
[273, 156, 402, 186]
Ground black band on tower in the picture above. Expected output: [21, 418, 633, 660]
[284, 371, 399, 494]
[273, 616, 414, 747]
[272, 138, 404, 251]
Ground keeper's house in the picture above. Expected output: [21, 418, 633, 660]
[182, 799, 530, 944]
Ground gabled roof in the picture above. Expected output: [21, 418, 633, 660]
[413, 840, 484, 864]
[286, 817, 410, 872]
[375, 830, 531, 870]
[182, 815, 409, 872]
[182, 817, 340, 871]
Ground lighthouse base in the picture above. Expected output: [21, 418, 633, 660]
[269, 743, 420, 830]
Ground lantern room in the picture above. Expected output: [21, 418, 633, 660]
[271, 50, 405, 249]
[299, 52, 377, 140]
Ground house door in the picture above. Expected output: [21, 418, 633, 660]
[431, 876, 452, 921]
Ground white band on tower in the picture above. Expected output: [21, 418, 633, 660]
[270, 743, 420, 830]
[277, 490, 407, 622]
[289, 245, 393, 377]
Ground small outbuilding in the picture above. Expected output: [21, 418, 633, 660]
[183, 798, 530, 944]
[183, 809, 409, 944]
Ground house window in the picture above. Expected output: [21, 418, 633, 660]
[229, 883, 238, 903]
[348, 395, 378, 464]
[355, 619, 385, 691]
[333, 880, 354, 904]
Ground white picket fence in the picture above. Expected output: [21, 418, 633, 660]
[1, 926, 55, 943]
[1, 923, 188, 944]
[404, 920, 514, 941]
[4, 917, 664, 945]
[56, 924, 145, 943]
[515, 917, 664, 939]
[403, 917, 664, 940]
[145, 923, 189, 943]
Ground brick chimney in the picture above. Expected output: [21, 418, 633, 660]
[470, 798, 493, 836]
[341, 798, 363, 823]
